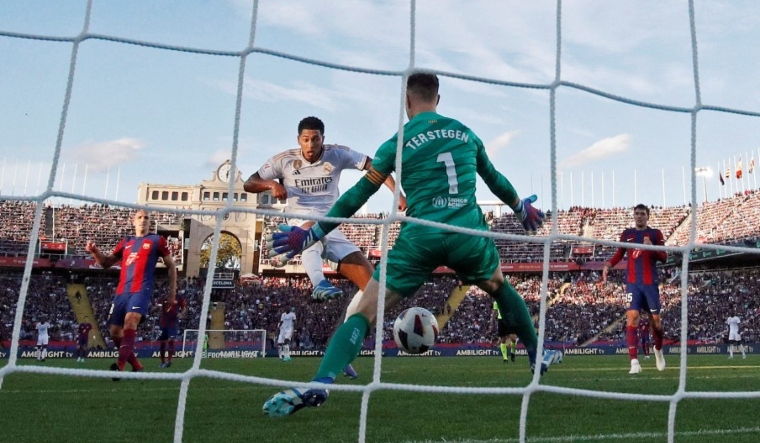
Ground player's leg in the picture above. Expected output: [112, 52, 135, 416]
[496, 318, 509, 362]
[644, 290, 666, 371]
[329, 239, 374, 378]
[302, 240, 342, 300]
[509, 334, 518, 362]
[728, 339, 735, 358]
[159, 329, 168, 365]
[167, 335, 175, 366]
[40, 341, 48, 361]
[625, 286, 644, 373]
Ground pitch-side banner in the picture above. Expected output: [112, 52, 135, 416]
[3, 344, 755, 358]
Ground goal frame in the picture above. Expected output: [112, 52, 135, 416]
[181, 329, 267, 358]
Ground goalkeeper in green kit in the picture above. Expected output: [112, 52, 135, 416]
[262, 72, 563, 417]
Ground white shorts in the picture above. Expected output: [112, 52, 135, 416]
[288, 218, 361, 264]
[37, 336, 49, 346]
[729, 332, 741, 342]
[277, 327, 294, 344]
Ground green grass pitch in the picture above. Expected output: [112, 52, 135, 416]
[1, 354, 759, 443]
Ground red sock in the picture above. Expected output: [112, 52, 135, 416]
[160, 342, 166, 363]
[118, 329, 136, 371]
[113, 336, 122, 348]
[653, 327, 664, 350]
[626, 326, 639, 360]
[128, 352, 142, 371]
[168, 340, 175, 362]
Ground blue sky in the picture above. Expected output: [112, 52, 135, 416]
[2, 0, 760, 214]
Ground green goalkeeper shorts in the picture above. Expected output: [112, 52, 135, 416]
[374, 230, 500, 298]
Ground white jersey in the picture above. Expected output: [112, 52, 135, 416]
[727, 316, 741, 339]
[36, 321, 51, 339]
[257, 145, 368, 215]
[280, 312, 297, 330]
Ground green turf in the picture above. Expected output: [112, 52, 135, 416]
[1, 355, 759, 442]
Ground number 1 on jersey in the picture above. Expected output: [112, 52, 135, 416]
[437, 152, 458, 194]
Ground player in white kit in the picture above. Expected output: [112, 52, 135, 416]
[726, 306, 746, 359]
[277, 308, 297, 361]
[35, 319, 51, 361]
[245, 116, 406, 377]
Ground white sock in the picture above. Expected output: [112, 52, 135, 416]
[284, 344, 290, 358]
[302, 244, 326, 287]
[344, 290, 363, 321]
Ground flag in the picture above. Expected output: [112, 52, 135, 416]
[719, 172, 725, 185]
[726, 167, 731, 178]
[750, 156, 755, 174]
[737, 158, 743, 179]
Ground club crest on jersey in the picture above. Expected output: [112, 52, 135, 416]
[323, 163, 333, 174]
[142, 242, 151, 249]
[293, 160, 302, 170]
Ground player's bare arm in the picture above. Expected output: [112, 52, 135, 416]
[364, 158, 407, 211]
[85, 241, 120, 269]
[243, 172, 287, 200]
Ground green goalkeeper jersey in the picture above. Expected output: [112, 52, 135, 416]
[322, 111, 519, 235]
[371, 111, 518, 234]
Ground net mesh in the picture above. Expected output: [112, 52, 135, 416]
[2, 1, 760, 443]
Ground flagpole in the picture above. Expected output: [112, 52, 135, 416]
[570, 172, 574, 207]
[682, 166, 686, 205]
[583, 171, 589, 207]
[745, 151, 750, 192]
[601, 171, 605, 208]
[104, 165, 110, 199]
[70, 163, 78, 205]
[661, 168, 666, 207]
[591, 171, 594, 208]
[612, 170, 616, 208]
[82, 164, 88, 197]
[115, 167, 120, 201]
[23, 160, 31, 196]
[59, 162, 66, 205]
[11, 159, 19, 196]
[36, 162, 43, 196]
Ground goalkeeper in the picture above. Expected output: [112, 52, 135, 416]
[262, 72, 562, 417]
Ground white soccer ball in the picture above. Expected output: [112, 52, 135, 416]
[392, 307, 439, 354]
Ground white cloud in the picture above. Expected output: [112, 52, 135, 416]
[560, 134, 631, 169]
[486, 130, 519, 158]
[65, 138, 145, 172]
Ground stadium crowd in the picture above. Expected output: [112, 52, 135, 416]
[2, 269, 758, 351]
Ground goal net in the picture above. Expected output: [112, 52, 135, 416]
[3, 2, 760, 443]
[181, 329, 267, 358]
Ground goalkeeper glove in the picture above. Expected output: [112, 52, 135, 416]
[266, 223, 326, 265]
[513, 194, 545, 234]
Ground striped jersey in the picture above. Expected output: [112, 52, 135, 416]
[608, 227, 667, 285]
[257, 145, 368, 215]
[112, 234, 170, 295]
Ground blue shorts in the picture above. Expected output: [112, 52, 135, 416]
[107, 292, 151, 327]
[626, 284, 661, 315]
[158, 327, 179, 341]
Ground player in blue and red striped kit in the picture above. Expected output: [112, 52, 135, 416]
[76, 316, 92, 362]
[639, 314, 651, 360]
[86, 209, 177, 379]
[159, 294, 186, 368]
[602, 204, 667, 374]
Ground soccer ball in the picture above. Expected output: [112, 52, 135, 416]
[392, 307, 438, 354]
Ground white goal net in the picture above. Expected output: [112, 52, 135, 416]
[4, 2, 760, 443]
[181, 329, 267, 358]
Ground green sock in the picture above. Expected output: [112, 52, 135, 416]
[510, 340, 516, 354]
[313, 313, 370, 382]
[499, 342, 508, 359]
[492, 282, 537, 352]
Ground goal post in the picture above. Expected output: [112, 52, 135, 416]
[181, 329, 267, 358]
